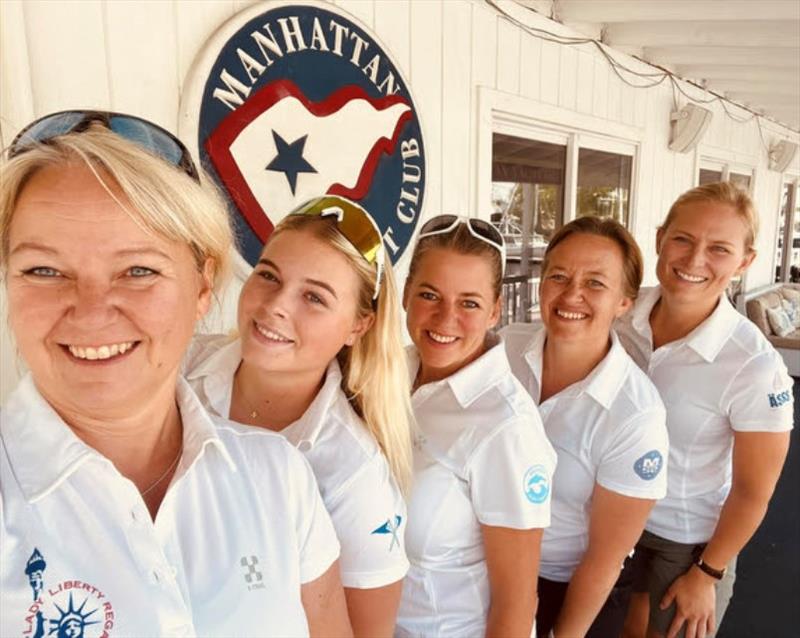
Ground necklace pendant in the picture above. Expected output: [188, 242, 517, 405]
[250, 410, 258, 419]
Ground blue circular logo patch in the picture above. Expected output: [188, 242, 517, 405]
[523, 465, 550, 504]
[634, 450, 663, 481]
[186, 2, 426, 266]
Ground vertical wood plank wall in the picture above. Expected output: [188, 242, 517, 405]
[1, 0, 798, 403]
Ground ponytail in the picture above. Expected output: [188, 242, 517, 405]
[340, 261, 414, 494]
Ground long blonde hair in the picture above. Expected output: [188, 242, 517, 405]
[270, 214, 414, 492]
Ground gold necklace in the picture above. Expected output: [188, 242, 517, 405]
[235, 375, 262, 420]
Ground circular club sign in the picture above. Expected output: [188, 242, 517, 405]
[180, 1, 426, 267]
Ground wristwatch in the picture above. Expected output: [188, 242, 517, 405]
[694, 557, 726, 580]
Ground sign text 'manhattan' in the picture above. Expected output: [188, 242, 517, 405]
[214, 15, 404, 110]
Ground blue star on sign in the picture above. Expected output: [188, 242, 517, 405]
[265, 130, 317, 195]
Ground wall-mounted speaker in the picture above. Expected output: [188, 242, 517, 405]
[768, 140, 798, 172]
[669, 104, 713, 153]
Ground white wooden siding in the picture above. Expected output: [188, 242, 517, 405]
[1, 0, 798, 403]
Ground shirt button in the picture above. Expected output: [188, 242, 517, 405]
[298, 440, 312, 452]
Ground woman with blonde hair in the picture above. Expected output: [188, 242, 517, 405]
[619, 182, 793, 638]
[396, 215, 556, 638]
[185, 195, 413, 637]
[0, 111, 350, 636]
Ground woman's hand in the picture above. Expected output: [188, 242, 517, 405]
[302, 560, 353, 638]
[661, 565, 716, 638]
[482, 524, 543, 638]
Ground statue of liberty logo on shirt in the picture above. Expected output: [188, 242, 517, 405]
[22, 548, 101, 638]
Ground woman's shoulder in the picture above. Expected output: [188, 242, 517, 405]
[182, 332, 238, 376]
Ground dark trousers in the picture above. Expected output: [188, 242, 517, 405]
[536, 560, 633, 638]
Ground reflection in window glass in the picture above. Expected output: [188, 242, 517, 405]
[729, 172, 751, 190]
[576, 148, 632, 226]
[699, 168, 722, 185]
[492, 133, 566, 323]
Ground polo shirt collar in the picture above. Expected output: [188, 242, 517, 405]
[2, 374, 235, 504]
[630, 285, 739, 363]
[281, 359, 344, 449]
[522, 325, 629, 410]
[184, 335, 241, 417]
[407, 335, 510, 408]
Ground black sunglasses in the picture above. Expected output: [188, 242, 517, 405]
[8, 110, 200, 182]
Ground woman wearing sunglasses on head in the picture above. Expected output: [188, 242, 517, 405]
[0, 112, 350, 636]
[184, 196, 412, 638]
[501, 217, 669, 638]
[618, 183, 793, 638]
[395, 215, 556, 638]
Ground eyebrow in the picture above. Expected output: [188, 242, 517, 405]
[10, 241, 174, 261]
[259, 258, 338, 299]
[419, 282, 486, 300]
[671, 229, 735, 247]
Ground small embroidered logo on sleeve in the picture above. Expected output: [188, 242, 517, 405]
[523, 465, 550, 504]
[768, 390, 791, 409]
[371, 515, 402, 551]
[634, 450, 663, 480]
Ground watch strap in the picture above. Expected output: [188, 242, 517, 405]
[695, 558, 725, 580]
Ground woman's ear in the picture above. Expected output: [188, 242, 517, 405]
[345, 312, 376, 347]
[487, 295, 502, 330]
[196, 258, 215, 320]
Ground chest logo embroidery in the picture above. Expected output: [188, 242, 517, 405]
[523, 465, 550, 504]
[240, 555, 266, 591]
[634, 450, 664, 481]
[21, 548, 116, 638]
[371, 515, 402, 551]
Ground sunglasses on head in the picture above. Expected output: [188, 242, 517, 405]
[291, 196, 386, 301]
[417, 214, 507, 276]
[8, 110, 200, 182]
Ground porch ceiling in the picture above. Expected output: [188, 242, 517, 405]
[516, 0, 800, 131]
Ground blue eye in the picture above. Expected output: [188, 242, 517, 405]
[128, 266, 157, 277]
[587, 279, 606, 288]
[23, 267, 61, 278]
[258, 269, 278, 283]
[462, 300, 480, 309]
[548, 273, 567, 282]
[420, 291, 438, 301]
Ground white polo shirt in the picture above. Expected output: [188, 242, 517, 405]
[501, 323, 669, 583]
[0, 375, 339, 638]
[396, 339, 556, 638]
[616, 286, 795, 544]
[184, 334, 409, 589]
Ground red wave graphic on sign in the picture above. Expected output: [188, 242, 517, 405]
[205, 79, 411, 243]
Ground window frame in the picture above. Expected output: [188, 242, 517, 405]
[775, 177, 800, 283]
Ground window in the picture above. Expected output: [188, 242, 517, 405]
[491, 131, 635, 325]
[699, 168, 723, 185]
[775, 180, 800, 283]
[577, 148, 632, 225]
[492, 133, 566, 324]
[697, 162, 753, 191]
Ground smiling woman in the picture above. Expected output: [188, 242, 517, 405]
[501, 217, 669, 638]
[183, 196, 413, 638]
[0, 116, 351, 637]
[396, 216, 556, 638]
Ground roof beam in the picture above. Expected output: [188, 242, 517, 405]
[604, 21, 800, 49]
[708, 80, 800, 98]
[727, 93, 800, 108]
[556, 1, 800, 23]
[676, 66, 799, 84]
[643, 46, 800, 69]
